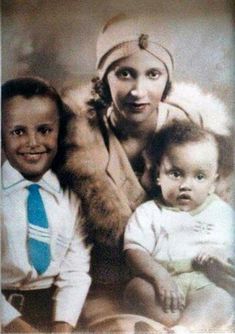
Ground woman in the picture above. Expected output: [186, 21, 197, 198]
[56, 14, 233, 330]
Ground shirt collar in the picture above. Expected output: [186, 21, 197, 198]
[2, 160, 62, 200]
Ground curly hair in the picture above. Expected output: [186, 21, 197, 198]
[146, 120, 234, 194]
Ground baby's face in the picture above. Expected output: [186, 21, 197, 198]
[157, 140, 218, 211]
[2, 95, 59, 181]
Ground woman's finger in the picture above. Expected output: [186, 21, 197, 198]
[195, 252, 209, 265]
[163, 290, 171, 312]
[159, 288, 165, 302]
[179, 292, 185, 311]
[171, 291, 178, 312]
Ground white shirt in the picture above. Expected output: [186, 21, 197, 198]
[124, 195, 234, 263]
[1, 161, 91, 327]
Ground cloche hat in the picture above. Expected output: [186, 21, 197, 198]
[96, 14, 174, 81]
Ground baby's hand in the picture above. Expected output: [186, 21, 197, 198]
[194, 247, 227, 266]
[153, 275, 185, 313]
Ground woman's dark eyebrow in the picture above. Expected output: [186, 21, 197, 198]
[115, 65, 134, 71]
[146, 67, 165, 72]
[9, 124, 26, 130]
[37, 122, 55, 127]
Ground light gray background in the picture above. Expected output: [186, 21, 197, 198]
[2, 0, 235, 112]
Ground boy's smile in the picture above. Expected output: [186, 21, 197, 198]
[18, 151, 49, 163]
[2, 95, 59, 181]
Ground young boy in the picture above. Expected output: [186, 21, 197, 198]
[123, 121, 234, 333]
[1, 77, 91, 333]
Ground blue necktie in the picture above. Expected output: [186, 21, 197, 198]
[27, 184, 51, 275]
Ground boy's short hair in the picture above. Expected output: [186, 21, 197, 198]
[147, 120, 233, 181]
[2, 77, 65, 119]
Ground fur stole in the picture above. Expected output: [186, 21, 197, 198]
[165, 82, 232, 136]
[57, 83, 133, 248]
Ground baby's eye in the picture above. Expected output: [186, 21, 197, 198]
[196, 173, 206, 181]
[11, 129, 24, 136]
[147, 69, 161, 80]
[38, 126, 53, 135]
[169, 170, 181, 179]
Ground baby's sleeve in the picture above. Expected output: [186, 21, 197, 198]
[124, 201, 161, 255]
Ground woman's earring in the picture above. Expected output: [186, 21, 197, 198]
[156, 177, 160, 186]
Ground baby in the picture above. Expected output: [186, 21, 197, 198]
[123, 121, 234, 333]
[1, 77, 91, 333]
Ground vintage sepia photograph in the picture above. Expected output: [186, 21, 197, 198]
[1, 0, 235, 333]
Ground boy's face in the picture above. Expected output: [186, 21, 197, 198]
[2, 95, 59, 181]
[157, 140, 218, 211]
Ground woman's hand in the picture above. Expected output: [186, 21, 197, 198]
[52, 321, 73, 333]
[3, 317, 39, 333]
[153, 274, 185, 313]
[194, 247, 227, 267]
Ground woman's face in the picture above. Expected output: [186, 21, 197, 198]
[106, 50, 168, 124]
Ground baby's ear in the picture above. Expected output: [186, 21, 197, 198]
[209, 173, 219, 194]
[155, 168, 161, 186]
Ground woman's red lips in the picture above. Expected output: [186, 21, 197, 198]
[133, 102, 149, 106]
[127, 102, 149, 112]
